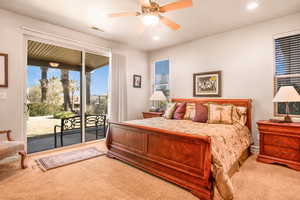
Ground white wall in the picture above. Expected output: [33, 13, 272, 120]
[0, 9, 149, 141]
[126, 49, 149, 120]
[149, 13, 300, 147]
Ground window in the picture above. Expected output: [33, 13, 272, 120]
[154, 59, 170, 98]
[274, 33, 300, 116]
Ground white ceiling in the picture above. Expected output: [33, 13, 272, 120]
[1, 0, 300, 51]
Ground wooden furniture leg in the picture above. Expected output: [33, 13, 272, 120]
[18, 150, 27, 169]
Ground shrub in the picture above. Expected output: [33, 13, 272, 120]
[53, 111, 75, 119]
[28, 103, 63, 116]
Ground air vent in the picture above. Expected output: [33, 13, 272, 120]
[91, 26, 104, 32]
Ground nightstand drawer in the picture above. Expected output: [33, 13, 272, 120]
[257, 121, 300, 171]
[264, 145, 300, 162]
[258, 124, 300, 135]
[264, 134, 300, 150]
[142, 112, 163, 119]
[143, 113, 156, 119]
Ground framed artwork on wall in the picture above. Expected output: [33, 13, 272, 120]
[193, 71, 222, 97]
[133, 74, 142, 88]
[0, 53, 8, 88]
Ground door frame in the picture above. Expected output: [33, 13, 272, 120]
[22, 27, 111, 151]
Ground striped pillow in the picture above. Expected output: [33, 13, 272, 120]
[207, 103, 233, 124]
[163, 103, 177, 119]
[183, 103, 196, 120]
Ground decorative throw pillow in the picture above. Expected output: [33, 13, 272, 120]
[163, 103, 177, 119]
[183, 103, 196, 120]
[193, 103, 208, 123]
[207, 103, 233, 124]
[173, 102, 187, 120]
[232, 106, 247, 126]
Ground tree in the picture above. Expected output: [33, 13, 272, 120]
[69, 79, 79, 110]
[28, 85, 41, 103]
[46, 77, 63, 105]
[86, 72, 91, 105]
[40, 67, 48, 103]
[28, 77, 64, 105]
[61, 69, 73, 111]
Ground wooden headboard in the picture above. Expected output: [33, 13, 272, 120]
[172, 98, 252, 132]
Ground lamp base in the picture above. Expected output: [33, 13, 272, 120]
[284, 115, 293, 123]
[149, 107, 159, 112]
[157, 108, 165, 113]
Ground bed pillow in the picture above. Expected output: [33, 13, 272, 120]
[193, 103, 208, 123]
[207, 103, 233, 124]
[163, 103, 177, 119]
[173, 102, 187, 120]
[232, 106, 247, 126]
[183, 103, 196, 120]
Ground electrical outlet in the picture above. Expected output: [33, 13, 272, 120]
[0, 92, 7, 99]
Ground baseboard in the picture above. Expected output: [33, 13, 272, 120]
[250, 145, 259, 154]
[0, 155, 19, 165]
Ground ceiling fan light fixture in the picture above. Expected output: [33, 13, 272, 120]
[152, 36, 160, 40]
[246, 1, 259, 10]
[142, 14, 159, 26]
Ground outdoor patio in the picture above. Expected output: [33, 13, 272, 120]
[27, 127, 106, 153]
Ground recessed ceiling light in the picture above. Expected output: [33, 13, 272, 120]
[153, 36, 160, 41]
[247, 2, 259, 10]
[49, 62, 60, 68]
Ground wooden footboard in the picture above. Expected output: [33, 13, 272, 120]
[106, 122, 212, 200]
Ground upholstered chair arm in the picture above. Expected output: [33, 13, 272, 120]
[0, 130, 13, 141]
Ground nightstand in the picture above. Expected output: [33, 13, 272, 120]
[257, 120, 300, 171]
[142, 112, 163, 119]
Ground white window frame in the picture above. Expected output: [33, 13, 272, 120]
[273, 29, 300, 117]
[151, 58, 171, 99]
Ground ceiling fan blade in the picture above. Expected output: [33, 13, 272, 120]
[159, 0, 193, 13]
[108, 12, 141, 18]
[159, 15, 180, 30]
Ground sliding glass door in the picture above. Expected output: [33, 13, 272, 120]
[84, 52, 109, 142]
[26, 40, 109, 153]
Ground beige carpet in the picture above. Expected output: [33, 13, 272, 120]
[0, 141, 300, 200]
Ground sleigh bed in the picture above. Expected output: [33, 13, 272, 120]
[106, 98, 252, 200]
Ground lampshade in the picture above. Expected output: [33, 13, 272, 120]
[273, 86, 300, 102]
[150, 91, 167, 101]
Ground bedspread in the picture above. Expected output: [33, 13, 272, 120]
[125, 117, 251, 200]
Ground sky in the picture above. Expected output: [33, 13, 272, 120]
[155, 60, 169, 84]
[27, 65, 109, 95]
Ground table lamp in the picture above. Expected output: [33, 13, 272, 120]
[273, 86, 300, 123]
[150, 91, 167, 112]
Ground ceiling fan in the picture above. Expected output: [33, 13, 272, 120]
[108, 0, 193, 31]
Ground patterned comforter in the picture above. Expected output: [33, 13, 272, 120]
[125, 117, 251, 200]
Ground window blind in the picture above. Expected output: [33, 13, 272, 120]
[274, 33, 300, 115]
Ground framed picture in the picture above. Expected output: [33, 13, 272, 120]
[0, 53, 8, 88]
[133, 74, 142, 88]
[193, 71, 222, 97]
